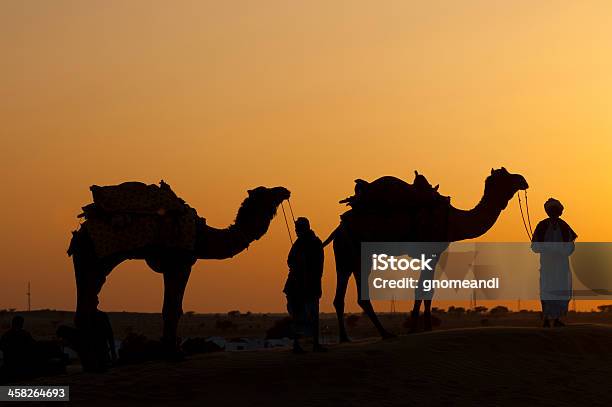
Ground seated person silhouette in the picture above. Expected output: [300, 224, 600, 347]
[57, 310, 116, 371]
[284, 217, 326, 353]
[531, 198, 577, 327]
[0, 315, 35, 378]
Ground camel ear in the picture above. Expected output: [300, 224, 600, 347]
[491, 168, 494, 175]
[247, 189, 253, 196]
[414, 170, 419, 176]
[501, 166, 507, 172]
[434, 184, 439, 191]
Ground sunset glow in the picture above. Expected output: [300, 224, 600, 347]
[2, 1, 612, 313]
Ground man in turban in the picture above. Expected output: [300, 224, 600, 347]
[531, 198, 577, 327]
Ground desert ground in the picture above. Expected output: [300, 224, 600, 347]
[2, 310, 612, 406]
[4, 308, 612, 340]
[17, 325, 612, 407]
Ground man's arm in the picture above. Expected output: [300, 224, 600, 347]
[316, 241, 324, 278]
[287, 242, 299, 269]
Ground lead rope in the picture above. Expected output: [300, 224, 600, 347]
[518, 191, 533, 240]
[280, 201, 294, 244]
[287, 199, 296, 223]
[524, 190, 533, 236]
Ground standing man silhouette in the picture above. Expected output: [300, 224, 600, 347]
[531, 198, 577, 327]
[284, 217, 326, 353]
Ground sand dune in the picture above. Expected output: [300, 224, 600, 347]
[26, 325, 612, 406]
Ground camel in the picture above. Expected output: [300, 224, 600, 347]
[323, 167, 528, 342]
[68, 185, 290, 367]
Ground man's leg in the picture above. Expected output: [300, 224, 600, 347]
[287, 296, 305, 353]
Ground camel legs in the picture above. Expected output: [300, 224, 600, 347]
[423, 300, 432, 331]
[410, 299, 433, 332]
[161, 266, 192, 353]
[71, 239, 117, 371]
[333, 235, 392, 341]
[73, 252, 102, 323]
[355, 271, 395, 339]
[333, 270, 392, 342]
[333, 270, 351, 343]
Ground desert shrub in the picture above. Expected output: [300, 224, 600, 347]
[473, 306, 488, 314]
[489, 305, 509, 315]
[597, 304, 612, 313]
[447, 306, 466, 315]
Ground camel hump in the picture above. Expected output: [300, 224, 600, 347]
[80, 181, 199, 258]
[86, 181, 187, 217]
[339, 174, 449, 213]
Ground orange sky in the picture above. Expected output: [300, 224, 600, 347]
[1, 1, 612, 313]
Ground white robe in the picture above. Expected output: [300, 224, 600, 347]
[531, 222, 574, 318]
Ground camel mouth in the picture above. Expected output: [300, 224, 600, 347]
[511, 174, 529, 191]
[272, 187, 291, 202]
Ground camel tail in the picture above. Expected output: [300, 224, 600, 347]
[322, 225, 340, 247]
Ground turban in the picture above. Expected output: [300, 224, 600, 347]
[544, 198, 563, 216]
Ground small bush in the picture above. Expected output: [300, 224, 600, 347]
[473, 306, 488, 314]
[489, 305, 509, 315]
[597, 304, 612, 313]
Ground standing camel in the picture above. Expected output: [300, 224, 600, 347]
[68, 185, 290, 367]
[323, 168, 528, 342]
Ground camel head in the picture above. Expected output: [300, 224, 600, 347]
[234, 186, 291, 241]
[247, 185, 291, 206]
[484, 167, 529, 209]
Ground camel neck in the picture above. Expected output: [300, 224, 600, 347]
[447, 191, 507, 241]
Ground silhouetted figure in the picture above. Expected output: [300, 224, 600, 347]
[284, 217, 326, 353]
[531, 198, 577, 327]
[0, 316, 35, 379]
[57, 311, 116, 371]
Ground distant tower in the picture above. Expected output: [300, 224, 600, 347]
[390, 296, 396, 314]
[469, 290, 477, 309]
[27, 281, 31, 312]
